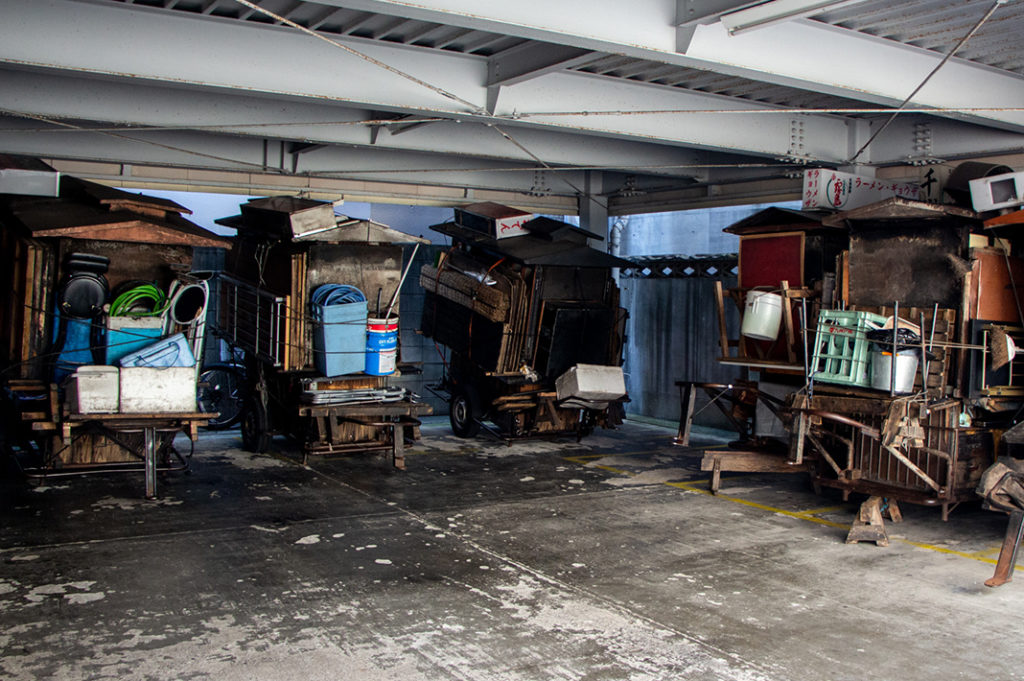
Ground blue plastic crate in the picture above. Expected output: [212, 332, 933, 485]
[105, 316, 164, 364]
[312, 299, 368, 377]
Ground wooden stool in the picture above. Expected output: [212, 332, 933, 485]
[846, 496, 902, 547]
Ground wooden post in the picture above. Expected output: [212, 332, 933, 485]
[674, 382, 697, 446]
[713, 281, 729, 359]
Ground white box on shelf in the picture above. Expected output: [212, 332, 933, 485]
[66, 366, 120, 414]
[119, 367, 196, 413]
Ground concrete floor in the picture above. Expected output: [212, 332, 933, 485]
[1, 419, 1022, 681]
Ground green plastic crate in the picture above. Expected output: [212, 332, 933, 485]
[810, 310, 887, 387]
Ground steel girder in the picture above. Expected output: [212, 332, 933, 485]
[324, 0, 1024, 132]
[0, 0, 850, 162]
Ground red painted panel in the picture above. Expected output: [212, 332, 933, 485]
[739, 233, 804, 290]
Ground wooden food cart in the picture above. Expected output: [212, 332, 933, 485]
[1, 167, 227, 495]
[702, 198, 1015, 526]
[419, 203, 630, 440]
[216, 197, 431, 467]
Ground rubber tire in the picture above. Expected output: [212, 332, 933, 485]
[241, 395, 272, 453]
[449, 386, 481, 438]
[197, 364, 244, 430]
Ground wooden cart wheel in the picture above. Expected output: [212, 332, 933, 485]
[449, 386, 481, 438]
[241, 394, 272, 453]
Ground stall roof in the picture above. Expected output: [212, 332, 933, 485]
[821, 197, 978, 228]
[0, 177, 229, 248]
[217, 196, 428, 244]
[431, 220, 632, 269]
[984, 208, 1024, 231]
[0, 154, 60, 197]
[724, 207, 832, 235]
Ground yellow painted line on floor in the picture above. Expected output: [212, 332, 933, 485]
[666, 481, 851, 530]
[565, 445, 1017, 571]
[967, 547, 1003, 559]
[666, 480, 1015, 569]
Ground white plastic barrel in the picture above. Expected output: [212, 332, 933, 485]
[741, 290, 783, 341]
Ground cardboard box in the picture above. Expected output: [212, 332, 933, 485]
[555, 364, 626, 402]
[802, 169, 921, 212]
[66, 366, 120, 414]
[120, 367, 196, 413]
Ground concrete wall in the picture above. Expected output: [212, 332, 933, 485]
[391, 244, 449, 416]
[615, 202, 800, 430]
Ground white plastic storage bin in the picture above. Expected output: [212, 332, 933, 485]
[555, 364, 626, 402]
[119, 367, 197, 413]
[66, 366, 120, 414]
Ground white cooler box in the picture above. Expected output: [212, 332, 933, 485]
[555, 364, 626, 409]
[66, 366, 120, 414]
[120, 367, 197, 413]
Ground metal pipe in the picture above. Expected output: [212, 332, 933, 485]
[891, 301, 899, 397]
[920, 312, 928, 396]
[383, 243, 421, 322]
[801, 297, 811, 397]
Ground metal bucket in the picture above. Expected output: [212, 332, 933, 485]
[365, 316, 398, 376]
[870, 349, 919, 394]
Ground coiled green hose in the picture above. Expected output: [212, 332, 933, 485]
[109, 283, 168, 317]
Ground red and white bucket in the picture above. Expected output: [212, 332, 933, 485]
[365, 316, 398, 375]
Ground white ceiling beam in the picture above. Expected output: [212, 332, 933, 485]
[675, 0, 760, 26]
[0, 115, 593, 195]
[718, 0, 868, 34]
[0, 0, 851, 161]
[683, 19, 1024, 133]
[487, 43, 596, 87]
[314, 0, 1024, 133]
[0, 68, 749, 179]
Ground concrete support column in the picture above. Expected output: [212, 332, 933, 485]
[579, 171, 609, 245]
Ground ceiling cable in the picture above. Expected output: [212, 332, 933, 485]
[13, 110, 283, 173]
[232, 0, 487, 116]
[230, 0, 602, 203]
[847, 0, 1008, 164]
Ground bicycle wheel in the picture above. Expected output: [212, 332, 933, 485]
[197, 364, 244, 430]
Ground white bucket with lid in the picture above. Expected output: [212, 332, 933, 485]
[741, 290, 783, 341]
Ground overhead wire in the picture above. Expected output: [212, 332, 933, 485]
[229, 0, 596, 202]
[12, 110, 281, 173]
[847, 0, 1010, 164]
[11, 2, 1008, 192]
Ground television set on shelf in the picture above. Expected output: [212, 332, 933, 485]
[969, 171, 1024, 212]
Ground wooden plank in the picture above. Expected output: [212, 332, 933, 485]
[700, 450, 810, 473]
[714, 280, 729, 359]
[780, 279, 797, 365]
[20, 240, 36, 367]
